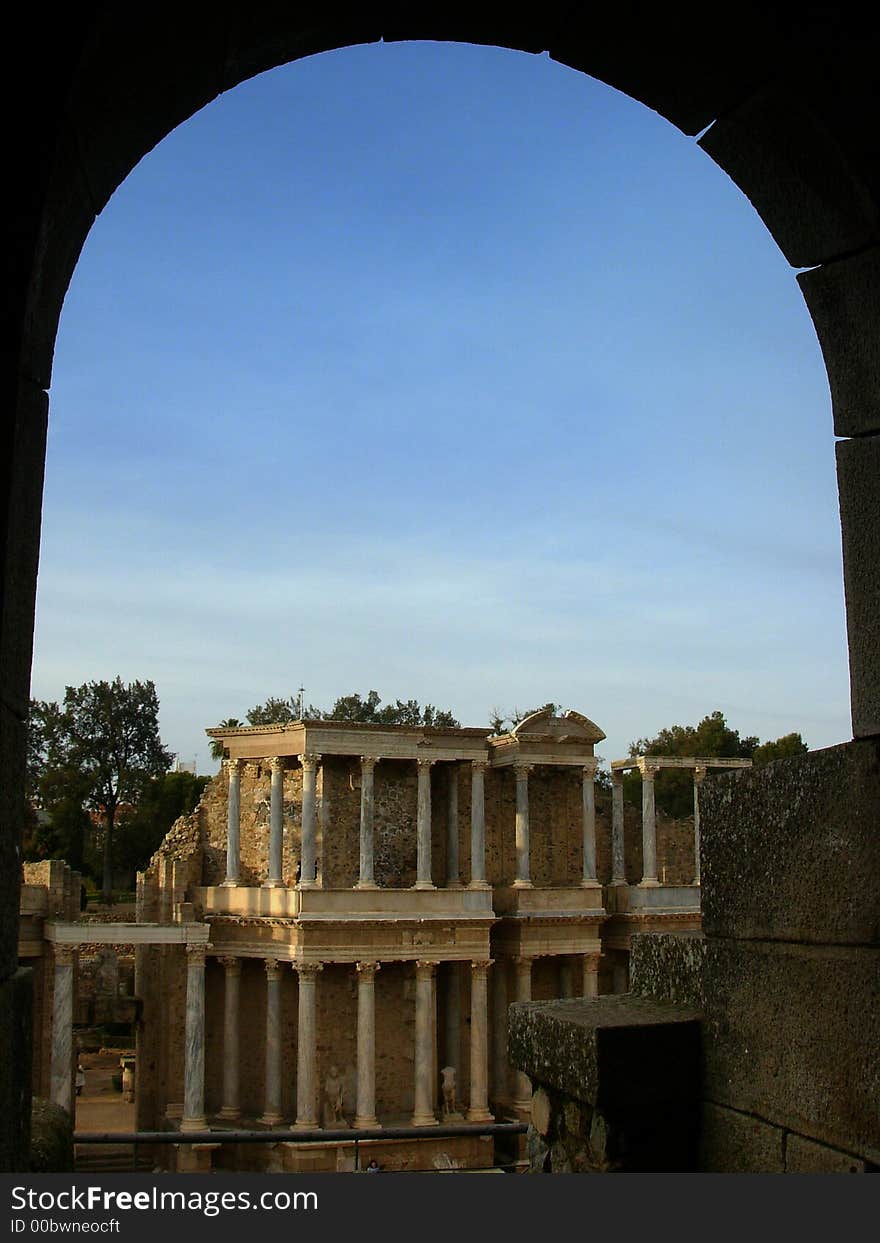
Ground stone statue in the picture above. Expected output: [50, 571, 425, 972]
[441, 1065, 457, 1118]
[323, 1064, 346, 1127]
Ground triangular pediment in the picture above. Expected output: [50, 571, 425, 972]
[511, 708, 605, 745]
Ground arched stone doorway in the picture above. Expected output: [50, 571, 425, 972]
[3, 4, 878, 1170]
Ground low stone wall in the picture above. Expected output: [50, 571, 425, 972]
[30, 1098, 73, 1173]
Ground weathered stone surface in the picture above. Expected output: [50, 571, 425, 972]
[785, 1132, 867, 1173]
[701, 742, 880, 945]
[30, 1098, 72, 1173]
[630, 931, 705, 1006]
[0, 967, 33, 1172]
[701, 1102, 785, 1173]
[800, 249, 880, 438]
[702, 939, 880, 1162]
[835, 438, 880, 736]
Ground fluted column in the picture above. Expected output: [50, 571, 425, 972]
[639, 761, 660, 886]
[513, 762, 533, 887]
[693, 765, 707, 885]
[299, 753, 321, 888]
[356, 756, 379, 888]
[469, 759, 489, 888]
[582, 954, 600, 999]
[611, 770, 626, 884]
[490, 959, 509, 1105]
[223, 759, 242, 886]
[260, 958, 284, 1126]
[50, 945, 75, 1115]
[411, 960, 439, 1126]
[446, 764, 461, 887]
[415, 759, 436, 889]
[265, 757, 284, 887]
[294, 962, 323, 1128]
[181, 943, 209, 1132]
[580, 760, 600, 887]
[512, 956, 533, 1111]
[466, 959, 493, 1123]
[355, 961, 381, 1128]
[219, 956, 241, 1120]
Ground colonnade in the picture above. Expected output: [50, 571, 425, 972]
[610, 761, 708, 886]
[179, 953, 500, 1132]
[221, 755, 602, 891]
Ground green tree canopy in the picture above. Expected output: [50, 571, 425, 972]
[751, 732, 809, 766]
[117, 770, 210, 875]
[29, 678, 173, 901]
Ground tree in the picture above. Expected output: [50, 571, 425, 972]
[118, 770, 210, 875]
[209, 718, 242, 762]
[217, 690, 460, 735]
[30, 679, 173, 902]
[752, 732, 809, 766]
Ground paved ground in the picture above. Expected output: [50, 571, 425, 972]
[74, 1051, 139, 1170]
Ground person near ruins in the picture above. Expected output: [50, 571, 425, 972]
[323, 1064, 344, 1125]
[441, 1065, 457, 1118]
[75, 1063, 85, 1097]
[365, 1158, 381, 1172]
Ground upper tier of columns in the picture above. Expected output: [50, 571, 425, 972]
[221, 753, 600, 890]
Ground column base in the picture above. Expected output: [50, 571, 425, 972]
[446, 880, 464, 890]
[260, 1112, 284, 1127]
[638, 877, 660, 888]
[218, 1106, 241, 1121]
[467, 880, 491, 890]
[179, 1117, 208, 1133]
[261, 880, 285, 889]
[511, 878, 533, 889]
[297, 880, 318, 890]
[220, 880, 240, 888]
[610, 878, 628, 887]
[354, 1116, 381, 1130]
[410, 1114, 439, 1128]
[354, 880, 379, 890]
[579, 878, 602, 889]
[293, 1118, 320, 1131]
[413, 882, 436, 891]
[465, 1107, 494, 1124]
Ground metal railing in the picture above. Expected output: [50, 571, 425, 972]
[74, 1121, 529, 1173]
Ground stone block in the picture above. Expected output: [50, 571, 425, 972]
[700, 84, 878, 268]
[835, 437, 880, 735]
[630, 931, 706, 1006]
[29, 1098, 73, 1173]
[701, 1101, 785, 1172]
[0, 967, 33, 1172]
[700, 742, 880, 945]
[799, 249, 880, 438]
[785, 1132, 866, 1173]
[702, 939, 880, 1163]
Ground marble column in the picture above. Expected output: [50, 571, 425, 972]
[513, 763, 533, 888]
[265, 757, 284, 887]
[411, 960, 439, 1126]
[490, 960, 509, 1105]
[582, 954, 600, 1000]
[219, 956, 241, 1120]
[355, 961, 381, 1129]
[223, 759, 241, 886]
[299, 753, 321, 888]
[180, 943, 209, 1132]
[466, 959, 493, 1123]
[415, 759, 436, 889]
[50, 945, 75, 1115]
[444, 962, 461, 1079]
[356, 756, 378, 888]
[446, 764, 461, 887]
[260, 958, 283, 1126]
[469, 759, 489, 888]
[580, 760, 600, 887]
[611, 770, 626, 884]
[294, 962, 323, 1129]
[512, 956, 533, 1111]
[693, 765, 707, 885]
[639, 762, 660, 886]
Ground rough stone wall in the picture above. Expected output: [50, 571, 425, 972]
[320, 758, 360, 889]
[373, 761, 418, 888]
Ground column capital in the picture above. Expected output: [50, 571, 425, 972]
[295, 960, 324, 978]
[693, 765, 709, 783]
[512, 954, 534, 967]
[471, 959, 494, 974]
[611, 768, 624, 786]
[471, 758, 489, 774]
[54, 945, 76, 967]
[299, 752, 322, 770]
[217, 955, 241, 974]
[416, 756, 436, 770]
[360, 755, 380, 771]
[268, 755, 285, 774]
[583, 953, 601, 974]
[638, 759, 661, 779]
[264, 957, 283, 981]
[356, 960, 381, 976]
[513, 760, 533, 776]
[415, 959, 439, 977]
[186, 943, 210, 966]
[224, 757, 242, 779]
[582, 759, 599, 778]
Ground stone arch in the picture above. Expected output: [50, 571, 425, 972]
[3, 3, 879, 1168]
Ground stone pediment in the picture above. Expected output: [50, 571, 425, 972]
[511, 708, 605, 745]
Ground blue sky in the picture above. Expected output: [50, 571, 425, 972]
[32, 40, 849, 773]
